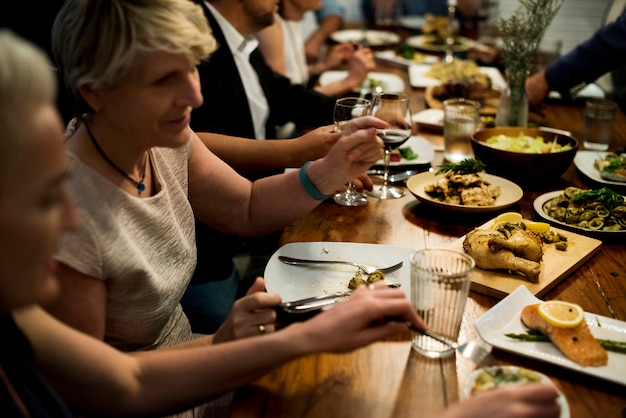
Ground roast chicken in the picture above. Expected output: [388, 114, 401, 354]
[463, 228, 543, 282]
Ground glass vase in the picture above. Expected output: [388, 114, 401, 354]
[495, 73, 528, 127]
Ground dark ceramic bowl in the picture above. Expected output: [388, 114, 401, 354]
[471, 127, 579, 182]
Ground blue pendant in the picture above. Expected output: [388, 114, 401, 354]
[137, 181, 145, 193]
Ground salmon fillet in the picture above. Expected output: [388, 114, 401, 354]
[520, 304, 608, 367]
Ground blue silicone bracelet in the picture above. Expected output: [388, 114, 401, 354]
[299, 161, 329, 201]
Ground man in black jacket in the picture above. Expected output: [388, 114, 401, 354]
[184, 0, 339, 334]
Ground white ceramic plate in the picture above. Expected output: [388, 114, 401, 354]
[408, 64, 506, 89]
[475, 286, 626, 386]
[533, 190, 626, 237]
[463, 365, 570, 417]
[399, 15, 426, 30]
[574, 151, 626, 187]
[405, 34, 473, 53]
[330, 29, 401, 47]
[264, 242, 414, 302]
[374, 50, 440, 68]
[319, 71, 405, 94]
[548, 83, 605, 100]
[412, 109, 444, 130]
[373, 135, 435, 167]
[406, 171, 523, 213]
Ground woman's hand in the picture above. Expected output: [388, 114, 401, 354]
[289, 283, 424, 353]
[212, 278, 281, 343]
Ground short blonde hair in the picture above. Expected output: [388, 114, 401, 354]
[53, 0, 217, 115]
[0, 30, 57, 181]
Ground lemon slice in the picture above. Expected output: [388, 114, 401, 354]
[538, 301, 584, 328]
[494, 212, 523, 224]
[525, 221, 551, 233]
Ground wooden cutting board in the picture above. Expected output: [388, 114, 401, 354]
[447, 218, 602, 299]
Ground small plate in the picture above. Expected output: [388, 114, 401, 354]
[330, 29, 401, 47]
[463, 365, 570, 417]
[372, 135, 435, 168]
[475, 286, 626, 386]
[407, 171, 523, 213]
[574, 151, 626, 187]
[405, 34, 473, 53]
[319, 71, 405, 94]
[399, 15, 426, 30]
[533, 190, 626, 237]
[264, 242, 413, 302]
[408, 64, 506, 89]
[413, 109, 444, 130]
[375, 50, 440, 68]
[548, 83, 605, 101]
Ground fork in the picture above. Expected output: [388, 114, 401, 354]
[277, 255, 403, 275]
[405, 322, 493, 364]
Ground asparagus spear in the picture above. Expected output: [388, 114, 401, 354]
[505, 331, 626, 354]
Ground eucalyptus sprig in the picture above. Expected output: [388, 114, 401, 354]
[497, 0, 564, 84]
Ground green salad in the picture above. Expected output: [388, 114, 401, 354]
[485, 132, 572, 153]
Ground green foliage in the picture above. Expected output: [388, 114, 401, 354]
[435, 159, 486, 175]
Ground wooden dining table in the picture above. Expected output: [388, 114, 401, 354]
[229, 39, 626, 418]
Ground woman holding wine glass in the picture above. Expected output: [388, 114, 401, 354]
[367, 93, 413, 199]
[333, 97, 372, 206]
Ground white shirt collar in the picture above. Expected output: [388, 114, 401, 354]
[205, 2, 259, 59]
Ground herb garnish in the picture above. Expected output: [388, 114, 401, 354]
[435, 159, 486, 175]
[571, 187, 625, 210]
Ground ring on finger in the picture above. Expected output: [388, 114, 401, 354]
[258, 324, 267, 335]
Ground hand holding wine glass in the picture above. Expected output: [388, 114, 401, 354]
[367, 93, 412, 200]
[333, 97, 371, 206]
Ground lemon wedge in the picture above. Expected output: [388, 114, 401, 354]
[538, 301, 584, 328]
[525, 221, 551, 233]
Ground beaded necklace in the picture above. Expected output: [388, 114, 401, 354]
[84, 120, 147, 194]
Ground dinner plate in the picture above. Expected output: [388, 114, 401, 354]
[533, 190, 626, 237]
[374, 50, 440, 68]
[373, 135, 435, 168]
[406, 171, 523, 213]
[330, 29, 401, 47]
[398, 15, 426, 30]
[405, 34, 473, 53]
[264, 242, 414, 302]
[463, 365, 570, 418]
[548, 83, 605, 101]
[408, 64, 506, 89]
[475, 286, 626, 386]
[574, 151, 626, 187]
[319, 71, 405, 94]
[413, 108, 444, 131]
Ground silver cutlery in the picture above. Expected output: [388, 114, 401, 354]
[405, 322, 492, 364]
[277, 255, 403, 275]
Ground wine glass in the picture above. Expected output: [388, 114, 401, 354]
[333, 97, 371, 206]
[367, 93, 412, 200]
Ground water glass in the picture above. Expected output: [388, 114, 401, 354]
[443, 99, 480, 163]
[410, 249, 475, 359]
[584, 98, 617, 151]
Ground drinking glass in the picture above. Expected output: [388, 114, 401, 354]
[333, 97, 371, 206]
[367, 93, 412, 199]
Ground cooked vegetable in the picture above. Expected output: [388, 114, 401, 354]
[436, 158, 486, 175]
[399, 146, 418, 160]
[506, 330, 626, 354]
[485, 132, 572, 153]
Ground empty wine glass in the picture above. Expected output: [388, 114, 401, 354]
[333, 97, 371, 206]
[367, 93, 412, 200]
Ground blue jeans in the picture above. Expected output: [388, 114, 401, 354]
[180, 266, 240, 335]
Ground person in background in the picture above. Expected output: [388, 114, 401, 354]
[526, 13, 626, 110]
[302, 0, 346, 64]
[0, 26, 563, 418]
[256, 0, 376, 97]
[43, 1, 386, 416]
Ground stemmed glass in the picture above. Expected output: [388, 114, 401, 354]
[333, 97, 371, 206]
[367, 93, 412, 200]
